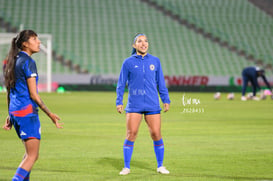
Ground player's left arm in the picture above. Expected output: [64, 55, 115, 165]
[156, 60, 170, 112]
[163, 103, 170, 112]
[116, 62, 129, 114]
[27, 77, 63, 128]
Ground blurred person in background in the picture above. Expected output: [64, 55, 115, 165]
[116, 33, 171, 175]
[241, 66, 272, 101]
[2, 57, 7, 73]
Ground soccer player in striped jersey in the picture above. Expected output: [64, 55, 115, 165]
[2, 30, 63, 181]
[116, 33, 171, 175]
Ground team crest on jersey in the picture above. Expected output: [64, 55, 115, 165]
[150, 64, 155, 71]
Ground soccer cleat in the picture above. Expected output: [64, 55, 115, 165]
[119, 168, 130, 175]
[241, 96, 247, 101]
[157, 166, 170, 174]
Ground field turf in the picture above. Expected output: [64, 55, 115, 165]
[0, 92, 273, 181]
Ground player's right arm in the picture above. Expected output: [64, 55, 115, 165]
[116, 105, 124, 114]
[261, 75, 272, 90]
[2, 116, 12, 130]
[116, 61, 129, 114]
[2, 89, 12, 130]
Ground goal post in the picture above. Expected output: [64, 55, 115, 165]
[0, 33, 52, 92]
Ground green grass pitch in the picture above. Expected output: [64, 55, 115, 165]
[0, 91, 273, 181]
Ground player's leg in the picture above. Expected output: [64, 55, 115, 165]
[145, 114, 169, 174]
[22, 138, 40, 169]
[120, 113, 142, 175]
[126, 113, 142, 141]
[249, 78, 260, 100]
[23, 171, 30, 181]
[144, 113, 162, 141]
[241, 74, 249, 100]
[12, 139, 40, 181]
[22, 154, 30, 181]
[21, 139, 39, 180]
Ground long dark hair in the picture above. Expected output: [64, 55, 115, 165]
[4, 30, 37, 91]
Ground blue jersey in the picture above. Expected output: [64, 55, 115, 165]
[9, 51, 39, 117]
[116, 53, 170, 112]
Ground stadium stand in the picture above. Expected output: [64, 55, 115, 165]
[0, 0, 270, 76]
[149, 0, 273, 69]
[249, 0, 273, 17]
[0, 27, 5, 33]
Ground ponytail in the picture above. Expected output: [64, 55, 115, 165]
[4, 37, 19, 91]
[131, 48, 137, 55]
[4, 29, 38, 91]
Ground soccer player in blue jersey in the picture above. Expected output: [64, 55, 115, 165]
[2, 30, 63, 181]
[116, 33, 171, 175]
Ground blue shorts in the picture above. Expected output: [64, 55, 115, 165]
[126, 111, 161, 115]
[10, 114, 41, 140]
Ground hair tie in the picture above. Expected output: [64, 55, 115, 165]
[14, 33, 20, 44]
[133, 33, 145, 44]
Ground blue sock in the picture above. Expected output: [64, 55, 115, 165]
[154, 138, 164, 168]
[23, 171, 31, 181]
[12, 167, 29, 181]
[123, 139, 134, 169]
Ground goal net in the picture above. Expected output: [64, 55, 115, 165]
[0, 33, 52, 92]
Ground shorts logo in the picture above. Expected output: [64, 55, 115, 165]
[150, 64, 155, 71]
[20, 131, 27, 136]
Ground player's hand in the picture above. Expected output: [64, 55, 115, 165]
[3, 116, 12, 130]
[116, 105, 124, 114]
[163, 103, 170, 112]
[49, 113, 63, 128]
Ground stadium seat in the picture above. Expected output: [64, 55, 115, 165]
[1, 0, 270, 76]
[151, 0, 273, 67]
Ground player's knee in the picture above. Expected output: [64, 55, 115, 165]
[150, 131, 161, 141]
[126, 130, 138, 141]
[35, 153, 39, 161]
[25, 153, 39, 163]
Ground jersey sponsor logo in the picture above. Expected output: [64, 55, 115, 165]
[150, 64, 155, 71]
[134, 65, 139, 68]
[131, 89, 146, 96]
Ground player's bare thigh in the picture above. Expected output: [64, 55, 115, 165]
[126, 113, 142, 141]
[144, 114, 162, 141]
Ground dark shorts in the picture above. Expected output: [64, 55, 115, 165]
[126, 111, 161, 115]
[10, 114, 41, 140]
